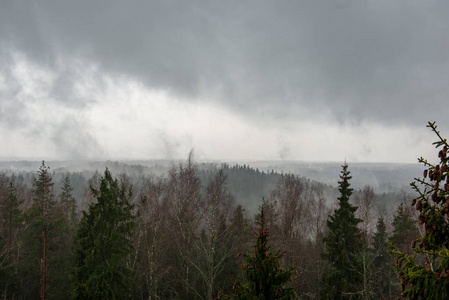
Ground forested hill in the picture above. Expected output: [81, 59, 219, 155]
[0, 158, 421, 298]
[0, 159, 412, 214]
[231, 161, 422, 193]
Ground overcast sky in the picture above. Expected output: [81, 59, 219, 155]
[1, 0, 448, 163]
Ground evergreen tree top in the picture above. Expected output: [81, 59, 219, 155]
[73, 168, 135, 299]
[321, 163, 363, 299]
[373, 215, 387, 249]
[339, 162, 352, 181]
[228, 206, 296, 300]
[337, 163, 353, 203]
[32, 160, 56, 210]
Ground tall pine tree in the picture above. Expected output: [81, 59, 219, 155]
[59, 175, 78, 228]
[72, 168, 135, 299]
[321, 163, 364, 299]
[21, 161, 66, 299]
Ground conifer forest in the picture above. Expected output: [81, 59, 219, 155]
[0, 122, 447, 299]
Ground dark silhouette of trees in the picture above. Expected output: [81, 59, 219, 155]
[229, 206, 297, 299]
[321, 163, 364, 299]
[59, 175, 78, 228]
[372, 215, 395, 298]
[72, 168, 135, 299]
[21, 161, 67, 299]
[0, 177, 23, 298]
[389, 203, 419, 255]
[1, 182, 21, 258]
[0, 151, 433, 299]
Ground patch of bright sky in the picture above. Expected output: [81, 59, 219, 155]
[86, 74, 434, 163]
[0, 56, 437, 163]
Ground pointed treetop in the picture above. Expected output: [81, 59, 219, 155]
[337, 162, 353, 203]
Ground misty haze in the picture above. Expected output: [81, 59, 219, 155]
[1, 1, 448, 299]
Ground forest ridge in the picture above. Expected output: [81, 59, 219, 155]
[0, 122, 448, 299]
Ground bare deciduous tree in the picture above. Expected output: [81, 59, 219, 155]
[166, 150, 202, 298]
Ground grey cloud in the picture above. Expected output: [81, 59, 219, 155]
[17, 108, 105, 160]
[48, 63, 105, 109]
[49, 116, 105, 160]
[0, 52, 29, 129]
[1, 0, 449, 128]
[0, 51, 104, 160]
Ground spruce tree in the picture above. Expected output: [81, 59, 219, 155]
[72, 168, 135, 299]
[228, 206, 296, 300]
[391, 122, 449, 299]
[21, 161, 66, 299]
[389, 203, 419, 255]
[372, 215, 394, 298]
[321, 163, 364, 299]
[59, 175, 78, 227]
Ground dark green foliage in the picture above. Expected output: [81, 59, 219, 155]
[391, 122, 449, 299]
[372, 215, 395, 298]
[0, 153, 434, 298]
[221, 204, 253, 293]
[321, 163, 364, 299]
[389, 203, 419, 255]
[1, 181, 23, 263]
[0, 180, 23, 299]
[229, 206, 297, 300]
[20, 161, 68, 299]
[49, 175, 79, 300]
[218, 164, 281, 213]
[373, 216, 387, 264]
[0, 251, 20, 299]
[72, 168, 135, 300]
[60, 175, 78, 227]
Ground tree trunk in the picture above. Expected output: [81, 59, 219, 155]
[42, 231, 47, 300]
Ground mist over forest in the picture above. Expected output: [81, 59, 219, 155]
[2, 1, 449, 298]
[0, 151, 433, 298]
[0, 158, 420, 211]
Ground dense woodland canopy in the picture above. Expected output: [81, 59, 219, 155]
[0, 126, 441, 299]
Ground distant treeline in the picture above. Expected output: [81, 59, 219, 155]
[0, 154, 417, 299]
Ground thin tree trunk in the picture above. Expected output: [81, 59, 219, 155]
[8, 219, 12, 264]
[42, 231, 46, 300]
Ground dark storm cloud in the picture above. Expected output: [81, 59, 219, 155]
[1, 0, 448, 127]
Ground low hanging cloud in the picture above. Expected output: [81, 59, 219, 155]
[0, 1, 448, 161]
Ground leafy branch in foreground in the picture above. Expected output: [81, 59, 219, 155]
[390, 122, 449, 299]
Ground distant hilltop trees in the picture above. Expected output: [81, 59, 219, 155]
[1, 122, 445, 298]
